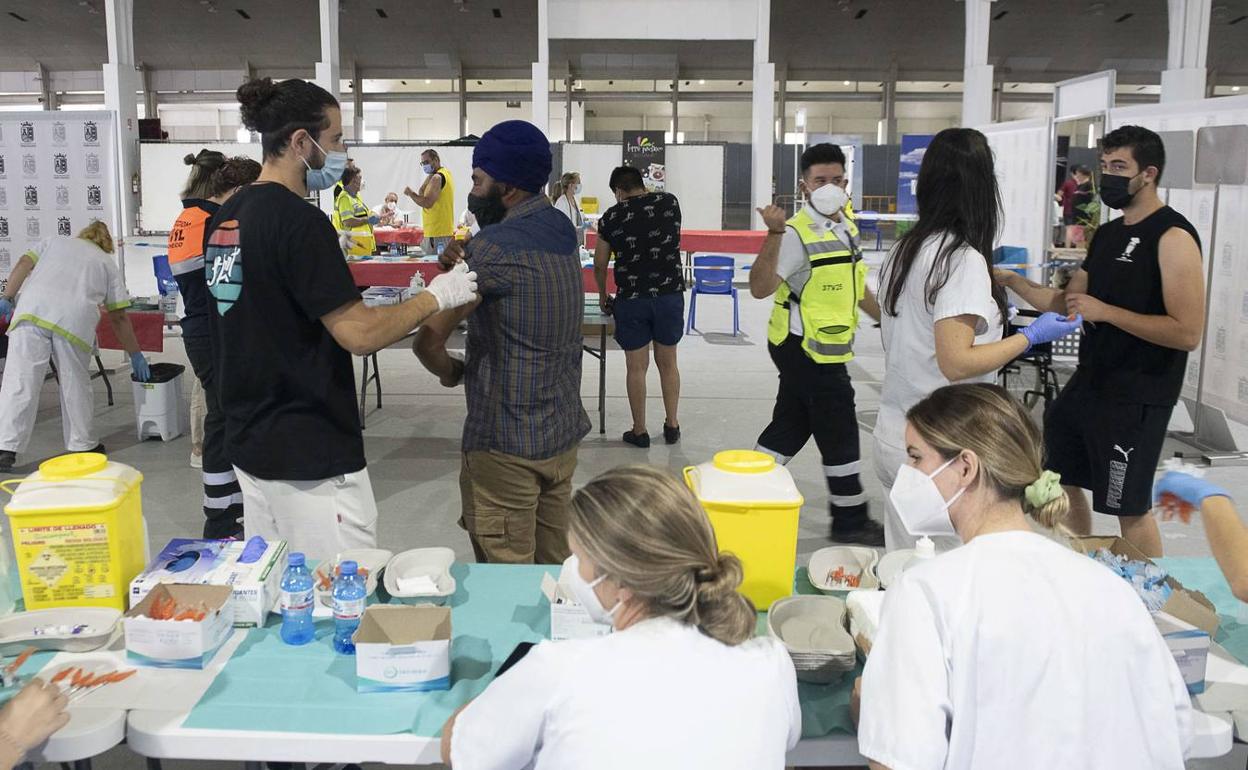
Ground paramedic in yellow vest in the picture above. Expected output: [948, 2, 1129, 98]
[333, 166, 377, 257]
[405, 148, 455, 254]
[749, 143, 884, 547]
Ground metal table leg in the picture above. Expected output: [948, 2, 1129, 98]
[358, 354, 369, 429]
[371, 352, 382, 411]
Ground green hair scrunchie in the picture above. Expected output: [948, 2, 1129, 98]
[1024, 470, 1063, 508]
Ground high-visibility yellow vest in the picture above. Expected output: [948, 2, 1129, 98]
[334, 189, 375, 257]
[422, 167, 455, 238]
[767, 207, 868, 364]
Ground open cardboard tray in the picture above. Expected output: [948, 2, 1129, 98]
[1071, 536, 1219, 636]
[0, 608, 121, 656]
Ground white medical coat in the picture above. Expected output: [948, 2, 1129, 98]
[859, 530, 1192, 770]
[9, 236, 129, 351]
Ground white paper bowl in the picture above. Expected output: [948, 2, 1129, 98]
[874, 549, 915, 589]
[0, 608, 121, 655]
[767, 595, 856, 684]
[808, 546, 881, 594]
[383, 547, 457, 605]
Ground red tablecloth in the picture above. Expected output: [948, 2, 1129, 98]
[1, 310, 164, 353]
[349, 261, 616, 294]
[372, 227, 425, 246]
[585, 229, 766, 255]
[96, 309, 165, 352]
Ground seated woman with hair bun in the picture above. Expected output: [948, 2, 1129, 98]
[441, 464, 801, 770]
[856, 383, 1192, 770]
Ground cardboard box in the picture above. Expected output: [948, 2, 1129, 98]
[1071, 536, 1219, 636]
[124, 584, 234, 669]
[130, 538, 288, 628]
[361, 286, 411, 307]
[540, 561, 613, 641]
[1155, 611, 1211, 695]
[354, 605, 451, 693]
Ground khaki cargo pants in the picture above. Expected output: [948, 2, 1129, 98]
[458, 447, 577, 565]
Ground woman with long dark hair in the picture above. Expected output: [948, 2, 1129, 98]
[873, 128, 1080, 550]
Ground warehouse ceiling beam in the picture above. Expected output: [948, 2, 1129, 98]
[315, 0, 342, 109]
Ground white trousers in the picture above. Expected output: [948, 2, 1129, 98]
[874, 438, 962, 553]
[234, 466, 379, 561]
[0, 324, 96, 455]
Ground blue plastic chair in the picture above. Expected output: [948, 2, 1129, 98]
[857, 211, 883, 250]
[687, 255, 739, 336]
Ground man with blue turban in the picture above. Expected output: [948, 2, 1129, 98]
[415, 120, 591, 565]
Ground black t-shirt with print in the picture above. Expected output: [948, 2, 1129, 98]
[598, 191, 685, 300]
[204, 182, 365, 480]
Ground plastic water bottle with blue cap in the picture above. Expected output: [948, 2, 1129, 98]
[332, 560, 366, 655]
[279, 552, 315, 646]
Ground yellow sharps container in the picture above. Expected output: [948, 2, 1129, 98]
[684, 450, 803, 609]
[1, 453, 146, 611]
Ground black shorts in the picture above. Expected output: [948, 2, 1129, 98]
[1043, 375, 1174, 517]
[612, 293, 685, 351]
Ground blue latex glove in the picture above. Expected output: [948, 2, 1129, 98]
[130, 351, 151, 382]
[368, 215, 380, 226]
[1020, 311, 1083, 351]
[0, 297, 12, 324]
[1153, 470, 1231, 508]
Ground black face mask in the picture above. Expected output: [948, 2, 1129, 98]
[1099, 172, 1141, 210]
[468, 188, 507, 227]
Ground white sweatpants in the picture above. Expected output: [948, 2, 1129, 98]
[874, 438, 962, 553]
[234, 466, 379, 561]
[0, 324, 96, 455]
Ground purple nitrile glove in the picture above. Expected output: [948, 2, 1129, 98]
[1020, 312, 1083, 352]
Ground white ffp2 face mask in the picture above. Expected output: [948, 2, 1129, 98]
[565, 554, 619, 627]
[889, 456, 965, 538]
[809, 183, 848, 217]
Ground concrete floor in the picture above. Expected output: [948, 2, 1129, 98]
[4, 253, 1248, 769]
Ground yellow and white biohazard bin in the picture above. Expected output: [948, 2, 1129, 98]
[684, 450, 804, 609]
[0, 453, 147, 611]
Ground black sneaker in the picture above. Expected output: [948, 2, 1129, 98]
[622, 430, 651, 448]
[0, 451, 14, 472]
[830, 517, 886, 547]
[663, 423, 681, 445]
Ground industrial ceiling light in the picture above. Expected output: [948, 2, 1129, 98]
[842, 80, 850, 85]
[698, 79, 706, 85]
[425, 78, 431, 84]
[1234, 86, 1242, 92]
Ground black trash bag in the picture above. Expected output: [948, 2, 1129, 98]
[133, 362, 185, 383]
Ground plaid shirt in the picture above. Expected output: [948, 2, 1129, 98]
[462, 195, 591, 459]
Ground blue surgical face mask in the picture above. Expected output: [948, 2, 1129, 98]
[301, 135, 347, 192]
[421, 162, 435, 175]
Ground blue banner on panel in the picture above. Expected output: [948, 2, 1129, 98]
[897, 134, 934, 215]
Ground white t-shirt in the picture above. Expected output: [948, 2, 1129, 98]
[859, 530, 1192, 770]
[874, 234, 1003, 457]
[11, 236, 130, 351]
[775, 205, 855, 337]
[452, 616, 802, 770]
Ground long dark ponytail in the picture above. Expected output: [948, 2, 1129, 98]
[880, 128, 1006, 318]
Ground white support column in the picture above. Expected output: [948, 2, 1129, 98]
[36, 63, 51, 111]
[458, 72, 468, 137]
[671, 73, 679, 142]
[751, 0, 774, 227]
[1162, 0, 1211, 103]
[961, 0, 994, 127]
[532, 0, 550, 133]
[352, 60, 364, 142]
[103, 0, 140, 250]
[141, 64, 157, 119]
[315, 0, 341, 102]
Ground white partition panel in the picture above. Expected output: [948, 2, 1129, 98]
[978, 118, 1052, 280]
[560, 142, 621, 222]
[1107, 95, 1248, 420]
[665, 145, 725, 230]
[139, 142, 261, 233]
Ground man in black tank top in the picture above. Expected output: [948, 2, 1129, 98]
[995, 126, 1206, 557]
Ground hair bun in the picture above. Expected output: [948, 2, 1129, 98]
[694, 565, 718, 584]
[183, 153, 197, 166]
[237, 78, 281, 132]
